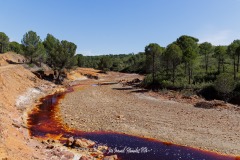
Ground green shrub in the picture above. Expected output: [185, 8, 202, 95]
[214, 73, 235, 94]
[141, 74, 153, 87]
[141, 73, 164, 90]
[28, 63, 34, 68]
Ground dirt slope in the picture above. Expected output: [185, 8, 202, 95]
[0, 65, 41, 106]
[0, 63, 51, 160]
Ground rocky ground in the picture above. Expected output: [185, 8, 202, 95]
[59, 72, 240, 156]
[0, 52, 116, 160]
[1, 52, 240, 159]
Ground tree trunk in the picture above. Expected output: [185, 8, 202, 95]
[218, 56, 220, 74]
[237, 54, 240, 72]
[205, 54, 208, 73]
[56, 70, 62, 84]
[172, 65, 175, 85]
[152, 53, 155, 86]
[184, 62, 187, 75]
[234, 57, 236, 80]
[57, 71, 61, 81]
[206, 54, 209, 73]
[222, 60, 225, 72]
[39, 58, 42, 67]
[188, 63, 191, 84]
[0, 42, 3, 53]
[166, 60, 169, 76]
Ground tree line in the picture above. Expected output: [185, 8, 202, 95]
[79, 35, 240, 98]
[78, 35, 240, 94]
[143, 36, 240, 91]
[1, 31, 240, 95]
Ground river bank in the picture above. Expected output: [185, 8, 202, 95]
[59, 71, 240, 156]
[0, 59, 102, 159]
[0, 63, 59, 159]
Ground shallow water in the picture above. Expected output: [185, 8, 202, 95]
[27, 86, 237, 160]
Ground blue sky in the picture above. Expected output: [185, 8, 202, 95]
[1, 0, 240, 55]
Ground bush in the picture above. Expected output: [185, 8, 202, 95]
[141, 74, 153, 87]
[141, 73, 163, 90]
[214, 73, 235, 94]
[28, 63, 34, 68]
[233, 81, 240, 92]
[198, 85, 217, 100]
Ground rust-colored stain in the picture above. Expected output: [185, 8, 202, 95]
[27, 85, 238, 160]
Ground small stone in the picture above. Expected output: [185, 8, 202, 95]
[66, 137, 74, 147]
[79, 156, 89, 160]
[84, 139, 95, 147]
[97, 145, 108, 152]
[12, 120, 21, 128]
[95, 154, 104, 158]
[62, 151, 74, 159]
[52, 149, 62, 157]
[103, 155, 118, 160]
[116, 115, 124, 120]
[74, 138, 95, 148]
[74, 139, 88, 148]
[46, 144, 54, 149]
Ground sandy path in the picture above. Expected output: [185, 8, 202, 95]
[59, 72, 240, 156]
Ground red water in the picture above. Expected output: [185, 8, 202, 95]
[27, 85, 239, 160]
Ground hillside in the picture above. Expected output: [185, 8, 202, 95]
[0, 53, 54, 159]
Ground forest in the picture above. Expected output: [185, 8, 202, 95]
[1, 31, 240, 102]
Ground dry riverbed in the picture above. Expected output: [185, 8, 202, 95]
[59, 72, 240, 156]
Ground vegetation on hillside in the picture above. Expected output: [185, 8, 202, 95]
[2, 30, 240, 102]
